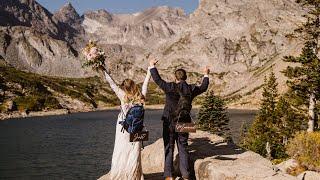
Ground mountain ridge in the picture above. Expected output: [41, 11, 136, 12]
[0, 0, 307, 107]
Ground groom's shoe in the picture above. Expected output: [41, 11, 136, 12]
[165, 177, 174, 180]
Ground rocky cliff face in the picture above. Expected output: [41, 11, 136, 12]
[0, 0, 89, 77]
[82, 6, 186, 47]
[0, 0, 307, 106]
[153, 0, 305, 107]
[81, 6, 188, 82]
[0, 0, 59, 37]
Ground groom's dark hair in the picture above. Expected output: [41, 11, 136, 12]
[175, 69, 187, 81]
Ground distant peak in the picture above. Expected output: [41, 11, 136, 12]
[53, 1, 81, 24]
[61, 2, 77, 12]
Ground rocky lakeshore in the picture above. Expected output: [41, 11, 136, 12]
[0, 104, 258, 121]
[0, 105, 168, 121]
[0, 109, 69, 120]
[99, 131, 319, 180]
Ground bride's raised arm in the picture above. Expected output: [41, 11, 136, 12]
[103, 70, 125, 101]
[141, 67, 152, 97]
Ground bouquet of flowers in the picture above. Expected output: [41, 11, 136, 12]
[82, 40, 106, 71]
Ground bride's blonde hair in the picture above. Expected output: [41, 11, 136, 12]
[121, 79, 145, 104]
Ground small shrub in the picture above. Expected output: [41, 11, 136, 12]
[13, 95, 61, 112]
[272, 158, 287, 165]
[43, 96, 61, 110]
[14, 96, 44, 112]
[0, 104, 6, 112]
[286, 131, 320, 172]
[286, 165, 307, 176]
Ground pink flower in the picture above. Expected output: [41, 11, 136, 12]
[89, 47, 98, 56]
[87, 52, 94, 60]
[83, 50, 89, 58]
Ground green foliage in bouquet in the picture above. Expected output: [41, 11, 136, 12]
[197, 91, 230, 138]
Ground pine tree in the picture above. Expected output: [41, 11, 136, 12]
[242, 73, 306, 158]
[274, 96, 305, 157]
[282, 0, 320, 132]
[242, 72, 281, 158]
[278, 96, 307, 134]
[197, 91, 230, 138]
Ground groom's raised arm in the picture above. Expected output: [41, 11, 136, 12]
[192, 67, 210, 96]
[150, 67, 172, 93]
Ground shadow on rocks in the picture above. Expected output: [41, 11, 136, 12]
[175, 137, 245, 180]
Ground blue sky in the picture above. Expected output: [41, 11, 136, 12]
[37, 0, 199, 15]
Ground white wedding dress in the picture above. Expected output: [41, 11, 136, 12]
[101, 68, 151, 180]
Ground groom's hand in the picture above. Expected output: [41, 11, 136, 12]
[149, 59, 158, 67]
[203, 66, 210, 75]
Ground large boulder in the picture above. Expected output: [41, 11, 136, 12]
[194, 151, 297, 180]
[276, 159, 300, 173]
[141, 138, 179, 179]
[140, 130, 297, 180]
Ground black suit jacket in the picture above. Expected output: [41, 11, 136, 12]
[150, 67, 209, 121]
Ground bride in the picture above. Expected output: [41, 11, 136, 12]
[99, 64, 152, 180]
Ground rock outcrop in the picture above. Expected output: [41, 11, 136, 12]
[98, 130, 299, 180]
[276, 159, 300, 173]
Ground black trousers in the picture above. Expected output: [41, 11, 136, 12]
[163, 120, 190, 178]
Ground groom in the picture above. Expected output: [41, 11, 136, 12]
[149, 59, 210, 180]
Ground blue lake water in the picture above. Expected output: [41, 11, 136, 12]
[0, 109, 256, 180]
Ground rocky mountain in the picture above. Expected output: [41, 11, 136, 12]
[0, 0, 187, 79]
[81, 6, 187, 81]
[153, 0, 305, 107]
[53, 2, 84, 45]
[0, 0, 59, 37]
[53, 2, 81, 26]
[0, 0, 89, 77]
[82, 6, 186, 47]
[0, 0, 307, 107]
